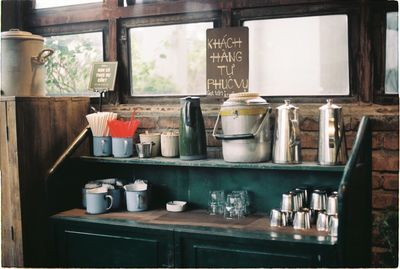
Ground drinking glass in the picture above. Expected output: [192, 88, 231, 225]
[208, 190, 225, 215]
[224, 194, 237, 219]
[232, 190, 250, 215]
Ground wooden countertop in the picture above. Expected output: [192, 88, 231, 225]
[52, 208, 337, 246]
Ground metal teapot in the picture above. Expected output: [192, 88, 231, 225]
[272, 100, 302, 164]
[318, 99, 347, 165]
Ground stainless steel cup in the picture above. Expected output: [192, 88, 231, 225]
[310, 189, 328, 211]
[270, 209, 288, 227]
[329, 215, 339, 236]
[295, 187, 309, 207]
[291, 190, 304, 211]
[316, 212, 329, 231]
[327, 192, 338, 215]
[280, 192, 293, 212]
[293, 209, 311, 230]
[136, 142, 153, 158]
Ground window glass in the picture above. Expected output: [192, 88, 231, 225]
[35, 0, 102, 9]
[129, 22, 212, 96]
[244, 15, 349, 96]
[385, 12, 398, 94]
[44, 32, 103, 95]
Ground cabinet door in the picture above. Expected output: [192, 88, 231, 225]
[54, 220, 174, 268]
[175, 231, 337, 268]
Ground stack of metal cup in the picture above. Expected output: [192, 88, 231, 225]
[313, 190, 339, 236]
[269, 187, 339, 235]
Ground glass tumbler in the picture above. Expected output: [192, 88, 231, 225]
[208, 190, 225, 215]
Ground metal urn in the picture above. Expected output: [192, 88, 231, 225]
[213, 92, 272, 163]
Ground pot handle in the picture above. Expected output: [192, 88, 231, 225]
[212, 109, 270, 140]
[32, 48, 54, 64]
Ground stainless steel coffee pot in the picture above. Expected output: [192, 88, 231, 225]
[318, 99, 347, 165]
[272, 100, 302, 164]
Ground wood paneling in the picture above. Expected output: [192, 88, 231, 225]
[0, 97, 90, 267]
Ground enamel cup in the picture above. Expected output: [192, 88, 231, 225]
[86, 187, 113, 214]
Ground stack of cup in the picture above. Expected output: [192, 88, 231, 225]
[208, 190, 225, 215]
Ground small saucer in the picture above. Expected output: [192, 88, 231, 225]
[166, 201, 187, 212]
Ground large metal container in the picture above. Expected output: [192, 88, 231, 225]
[213, 92, 272, 163]
[1, 29, 53, 96]
[272, 100, 302, 164]
[318, 99, 347, 165]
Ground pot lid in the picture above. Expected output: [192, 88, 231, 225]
[1, 29, 44, 41]
[319, 99, 341, 110]
[223, 92, 268, 106]
[276, 99, 298, 110]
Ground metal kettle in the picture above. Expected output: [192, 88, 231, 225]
[272, 100, 302, 164]
[318, 99, 347, 165]
[179, 96, 207, 160]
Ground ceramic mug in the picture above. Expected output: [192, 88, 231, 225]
[93, 136, 112, 157]
[124, 184, 148, 212]
[161, 132, 179, 157]
[86, 187, 113, 214]
[112, 137, 133, 158]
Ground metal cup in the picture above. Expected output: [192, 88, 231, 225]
[327, 192, 338, 215]
[291, 190, 304, 211]
[329, 215, 339, 236]
[270, 209, 288, 227]
[280, 192, 293, 212]
[293, 209, 311, 230]
[316, 212, 329, 231]
[136, 142, 153, 158]
[295, 187, 310, 207]
[310, 189, 328, 211]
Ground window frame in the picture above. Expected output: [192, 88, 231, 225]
[232, 3, 361, 104]
[119, 11, 223, 104]
[372, 1, 399, 105]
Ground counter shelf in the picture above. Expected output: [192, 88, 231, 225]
[48, 117, 371, 267]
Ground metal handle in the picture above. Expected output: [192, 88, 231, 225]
[105, 195, 113, 211]
[32, 48, 54, 64]
[138, 193, 144, 209]
[212, 110, 269, 141]
[289, 110, 300, 147]
[335, 119, 348, 163]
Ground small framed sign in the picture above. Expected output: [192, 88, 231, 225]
[88, 62, 118, 92]
[206, 27, 249, 98]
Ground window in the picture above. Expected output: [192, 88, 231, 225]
[385, 12, 398, 94]
[129, 22, 213, 96]
[244, 15, 349, 96]
[44, 32, 103, 95]
[35, 0, 102, 9]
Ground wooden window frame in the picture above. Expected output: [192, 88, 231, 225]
[231, 3, 361, 104]
[20, 0, 398, 105]
[118, 12, 221, 104]
[371, 1, 399, 105]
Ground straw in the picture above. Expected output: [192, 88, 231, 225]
[107, 112, 140, 138]
[86, 112, 118, 136]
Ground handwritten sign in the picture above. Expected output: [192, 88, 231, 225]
[206, 27, 249, 98]
[89, 62, 118, 91]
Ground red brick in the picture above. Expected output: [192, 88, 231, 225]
[372, 132, 384, 150]
[383, 133, 399, 150]
[157, 117, 179, 129]
[382, 173, 399, 190]
[300, 132, 318, 149]
[372, 116, 399, 131]
[302, 149, 317, 162]
[206, 131, 222, 147]
[300, 117, 318, 131]
[204, 116, 217, 129]
[372, 172, 384, 189]
[372, 150, 399, 171]
[137, 116, 157, 129]
[372, 190, 398, 209]
[345, 132, 356, 149]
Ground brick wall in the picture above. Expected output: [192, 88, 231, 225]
[104, 101, 399, 267]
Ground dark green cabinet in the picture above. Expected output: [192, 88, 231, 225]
[53, 220, 173, 268]
[175, 231, 337, 268]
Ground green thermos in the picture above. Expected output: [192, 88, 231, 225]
[179, 97, 207, 160]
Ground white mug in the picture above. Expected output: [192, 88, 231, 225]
[161, 132, 179, 157]
[86, 187, 113, 214]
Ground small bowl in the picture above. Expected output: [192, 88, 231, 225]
[166, 201, 187, 212]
